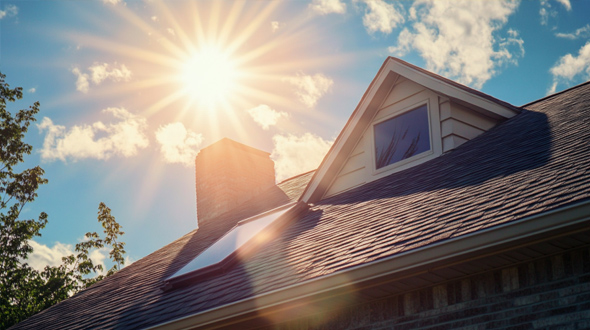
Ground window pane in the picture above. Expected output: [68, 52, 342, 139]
[170, 205, 294, 279]
[374, 105, 430, 169]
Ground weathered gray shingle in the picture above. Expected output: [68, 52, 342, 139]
[11, 81, 590, 329]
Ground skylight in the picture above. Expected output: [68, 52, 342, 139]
[164, 202, 305, 289]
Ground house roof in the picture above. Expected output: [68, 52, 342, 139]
[12, 79, 590, 329]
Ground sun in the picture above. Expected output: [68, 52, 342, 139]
[69, 0, 329, 137]
[181, 45, 238, 109]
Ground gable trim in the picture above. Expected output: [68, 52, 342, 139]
[388, 58, 520, 119]
[300, 64, 397, 204]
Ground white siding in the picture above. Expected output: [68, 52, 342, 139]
[324, 78, 503, 199]
[440, 100, 499, 152]
[440, 102, 498, 131]
[378, 77, 425, 116]
[441, 119, 485, 140]
[325, 136, 367, 197]
[442, 135, 468, 151]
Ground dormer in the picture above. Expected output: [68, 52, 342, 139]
[301, 57, 520, 203]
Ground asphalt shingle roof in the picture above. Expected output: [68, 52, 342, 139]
[11, 81, 590, 329]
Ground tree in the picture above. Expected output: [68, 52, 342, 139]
[0, 72, 126, 329]
[60, 202, 126, 290]
[0, 71, 48, 327]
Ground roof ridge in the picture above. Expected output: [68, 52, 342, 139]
[521, 80, 590, 108]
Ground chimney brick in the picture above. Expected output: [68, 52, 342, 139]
[195, 138, 275, 226]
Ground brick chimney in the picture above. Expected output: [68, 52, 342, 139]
[195, 138, 275, 226]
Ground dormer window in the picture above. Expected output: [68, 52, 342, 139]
[374, 104, 431, 169]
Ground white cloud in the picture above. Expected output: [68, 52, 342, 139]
[72, 67, 90, 93]
[360, 0, 404, 35]
[271, 21, 280, 33]
[539, 0, 555, 26]
[28, 87, 36, 93]
[27, 240, 108, 275]
[88, 248, 108, 275]
[88, 62, 132, 85]
[539, 5, 549, 26]
[271, 133, 333, 182]
[0, 4, 18, 19]
[102, 0, 122, 5]
[155, 122, 204, 166]
[540, 0, 570, 26]
[284, 73, 333, 108]
[390, 0, 523, 89]
[309, 0, 346, 15]
[167, 28, 175, 36]
[124, 255, 135, 267]
[555, 24, 590, 40]
[26, 240, 74, 271]
[72, 62, 132, 93]
[548, 41, 590, 94]
[151, 16, 158, 22]
[247, 104, 288, 130]
[37, 107, 149, 162]
[555, 0, 571, 11]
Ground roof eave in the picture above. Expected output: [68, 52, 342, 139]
[145, 199, 590, 330]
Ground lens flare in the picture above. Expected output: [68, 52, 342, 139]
[61, 0, 344, 149]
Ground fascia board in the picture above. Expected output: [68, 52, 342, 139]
[145, 199, 590, 330]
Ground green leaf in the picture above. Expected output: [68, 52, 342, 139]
[0, 73, 126, 330]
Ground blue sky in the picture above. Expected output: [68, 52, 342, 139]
[2, 0, 589, 272]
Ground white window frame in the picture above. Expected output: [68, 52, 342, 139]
[367, 90, 442, 181]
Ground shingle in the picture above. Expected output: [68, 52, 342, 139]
[11, 82, 590, 330]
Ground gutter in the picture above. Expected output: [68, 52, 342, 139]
[145, 199, 590, 330]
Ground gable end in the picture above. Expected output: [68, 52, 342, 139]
[302, 57, 519, 203]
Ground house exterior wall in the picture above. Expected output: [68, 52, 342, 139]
[324, 76, 501, 199]
[266, 246, 590, 330]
